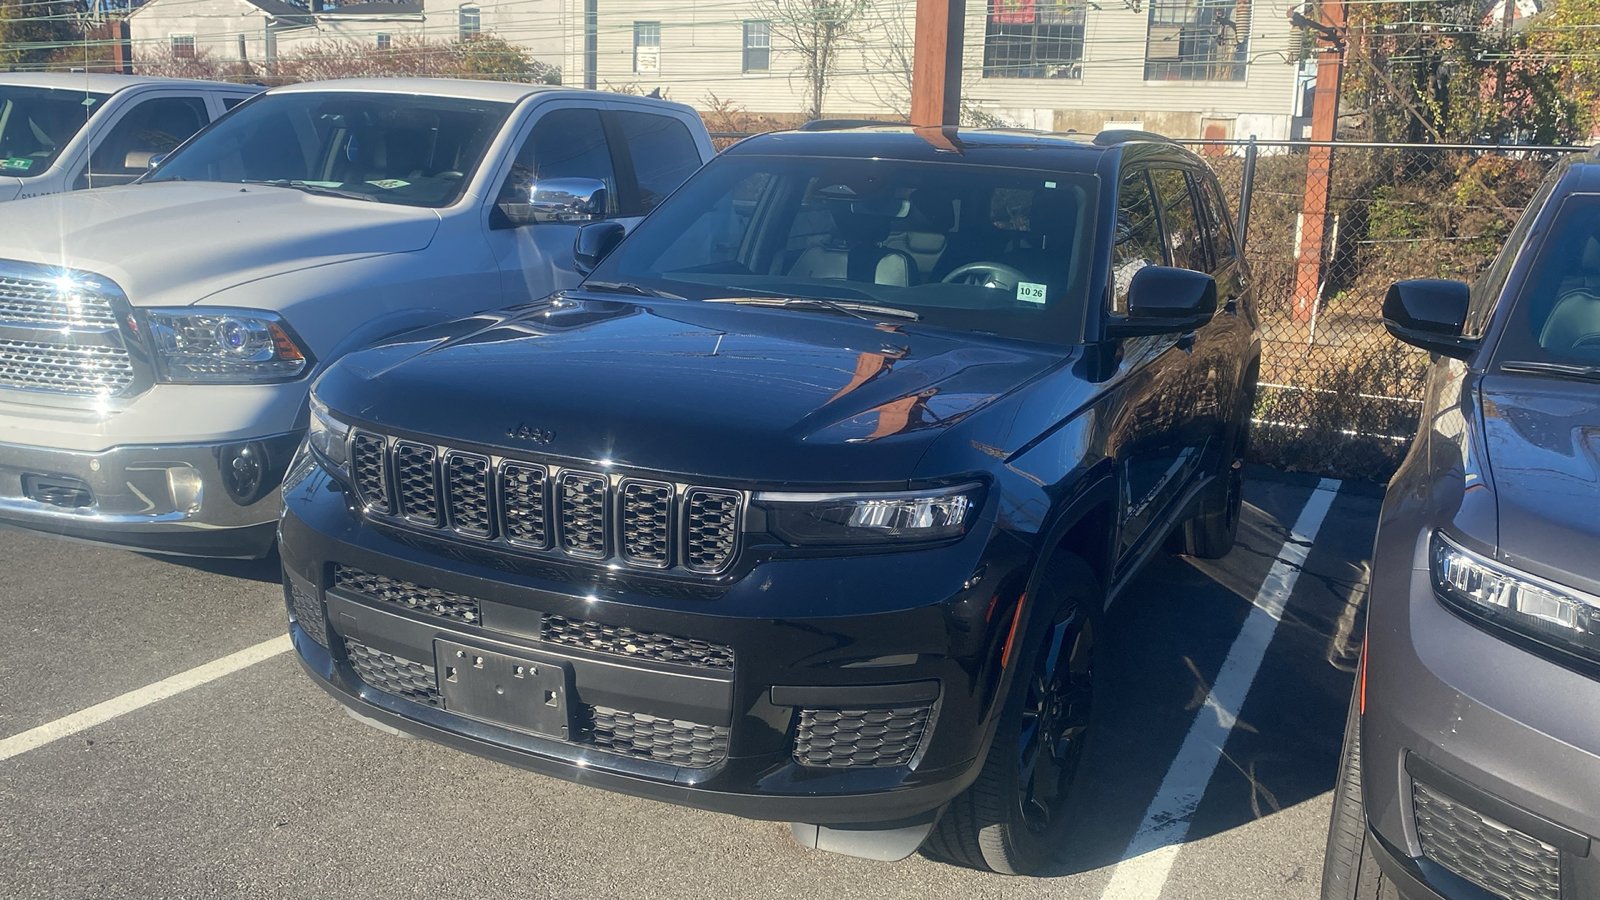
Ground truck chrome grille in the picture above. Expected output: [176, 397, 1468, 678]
[347, 429, 742, 574]
[0, 269, 136, 397]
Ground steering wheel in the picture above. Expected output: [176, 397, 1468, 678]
[942, 262, 1030, 291]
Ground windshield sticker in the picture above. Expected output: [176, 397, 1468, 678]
[1017, 281, 1047, 305]
[1, 157, 33, 171]
[367, 178, 409, 189]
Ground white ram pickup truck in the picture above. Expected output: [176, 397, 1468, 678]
[0, 73, 261, 200]
[0, 78, 713, 557]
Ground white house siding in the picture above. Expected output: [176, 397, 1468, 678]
[128, 0, 277, 66]
[273, 16, 427, 54]
[551, 0, 1301, 139]
[423, 0, 566, 64]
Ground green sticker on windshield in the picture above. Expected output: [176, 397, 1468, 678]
[366, 178, 409, 189]
[1, 157, 33, 171]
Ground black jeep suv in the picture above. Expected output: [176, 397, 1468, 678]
[279, 126, 1260, 874]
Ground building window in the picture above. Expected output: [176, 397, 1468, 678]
[983, 0, 1085, 79]
[376, 32, 392, 50]
[171, 34, 195, 59]
[742, 20, 770, 73]
[1145, 0, 1250, 81]
[634, 21, 660, 74]
[458, 6, 480, 40]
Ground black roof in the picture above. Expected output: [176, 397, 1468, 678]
[321, 1, 423, 14]
[719, 126, 1187, 169]
[244, 0, 313, 19]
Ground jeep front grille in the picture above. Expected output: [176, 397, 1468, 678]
[0, 268, 137, 398]
[346, 430, 742, 574]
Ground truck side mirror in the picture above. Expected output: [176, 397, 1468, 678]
[1104, 266, 1218, 338]
[574, 221, 626, 275]
[496, 177, 609, 228]
[1382, 279, 1479, 359]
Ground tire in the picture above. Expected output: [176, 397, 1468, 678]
[1171, 407, 1250, 560]
[1321, 659, 1399, 900]
[924, 553, 1101, 875]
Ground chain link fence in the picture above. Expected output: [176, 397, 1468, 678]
[1185, 140, 1584, 480]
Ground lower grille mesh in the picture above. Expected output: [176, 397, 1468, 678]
[794, 706, 931, 768]
[345, 641, 442, 707]
[1413, 780, 1560, 900]
[333, 566, 480, 625]
[287, 580, 327, 647]
[588, 706, 729, 768]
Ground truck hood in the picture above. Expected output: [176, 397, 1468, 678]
[316, 294, 1068, 485]
[0, 177, 20, 203]
[1479, 373, 1600, 594]
[0, 182, 439, 306]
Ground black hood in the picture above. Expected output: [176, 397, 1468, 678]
[1479, 373, 1600, 595]
[316, 294, 1069, 485]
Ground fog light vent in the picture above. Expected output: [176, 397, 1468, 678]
[1413, 779, 1560, 900]
[794, 705, 931, 769]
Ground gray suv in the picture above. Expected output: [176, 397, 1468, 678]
[1322, 150, 1600, 900]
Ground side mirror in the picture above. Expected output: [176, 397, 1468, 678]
[1105, 266, 1218, 338]
[147, 152, 169, 169]
[1383, 279, 1478, 359]
[496, 176, 609, 227]
[574, 221, 626, 275]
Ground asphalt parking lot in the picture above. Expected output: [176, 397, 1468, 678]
[0, 468, 1381, 899]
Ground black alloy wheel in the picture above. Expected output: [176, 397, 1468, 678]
[1016, 606, 1095, 833]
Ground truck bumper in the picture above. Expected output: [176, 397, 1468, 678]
[0, 431, 300, 557]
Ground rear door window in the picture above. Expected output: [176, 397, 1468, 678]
[1196, 174, 1237, 264]
[610, 110, 700, 215]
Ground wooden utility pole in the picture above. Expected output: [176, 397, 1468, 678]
[1291, 0, 1346, 323]
[910, 0, 966, 128]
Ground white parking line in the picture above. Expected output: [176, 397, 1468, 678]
[0, 634, 292, 763]
[1098, 478, 1341, 900]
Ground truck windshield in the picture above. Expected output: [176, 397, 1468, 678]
[146, 92, 513, 208]
[1495, 195, 1600, 371]
[0, 87, 110, 178]
[590, 154, 1099, 344]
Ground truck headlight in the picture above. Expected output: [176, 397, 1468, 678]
[146, 308, 310, 383]
[755, 482, 983, 546]
[1432, 532, 1600, 666]
[306, 396, 351, 478]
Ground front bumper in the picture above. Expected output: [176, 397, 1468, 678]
[0, 432, 299, 557]
[280, 466, 1032, 825]
[1363, 530, 1600, 900]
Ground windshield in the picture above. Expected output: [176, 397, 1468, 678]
[1496, 195, 1600, 369]
[0, 86, 110, 178]
[589, 155, 1099, 343]
[147, 92, 512, 207]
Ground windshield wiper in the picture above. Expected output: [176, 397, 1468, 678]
[243, 180, 376, 202]
[704, 296, 921, 322]
[1499, 360, 1600, 382]
[584, 281, 685, 300]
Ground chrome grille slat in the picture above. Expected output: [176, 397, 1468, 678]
[444, 451, 492, 537]
[344, 430, 741, 574]
[393, 441, 440, 525]
[559, 471, 609, 559]
[0, 272, 134, 397]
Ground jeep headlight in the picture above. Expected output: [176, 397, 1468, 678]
[755, 483, 983, 546]
[1432, 531, 1600, 666]
[146, 308, 309, 383]
[306, 396, 351, 478]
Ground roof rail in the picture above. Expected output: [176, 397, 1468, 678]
[1093, 129, 1178, 146]
[798, 118, 900, 132]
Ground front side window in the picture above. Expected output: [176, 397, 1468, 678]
[146, 91, 513, 208]
[498, 107, 617, 215]
[1112, 168, 1165, 311]
[0, 86, 110, 177]
[590, 155, 1099, 345]
[1151, 168, 1209, 273]
[983, 0, 1085, 79]
[1494, 196, 1600, 366]
[458, 6, 480, 39]
[743, 20, 771, 73]
[171, 34, 195, 58]
[1145, 0, 1250, 81]
[634, 21, 661, 74]
[613, 111, 699, 214]
[91, 95, 209, 175]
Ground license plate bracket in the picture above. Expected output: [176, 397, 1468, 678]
[434, 639, 574, 740]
